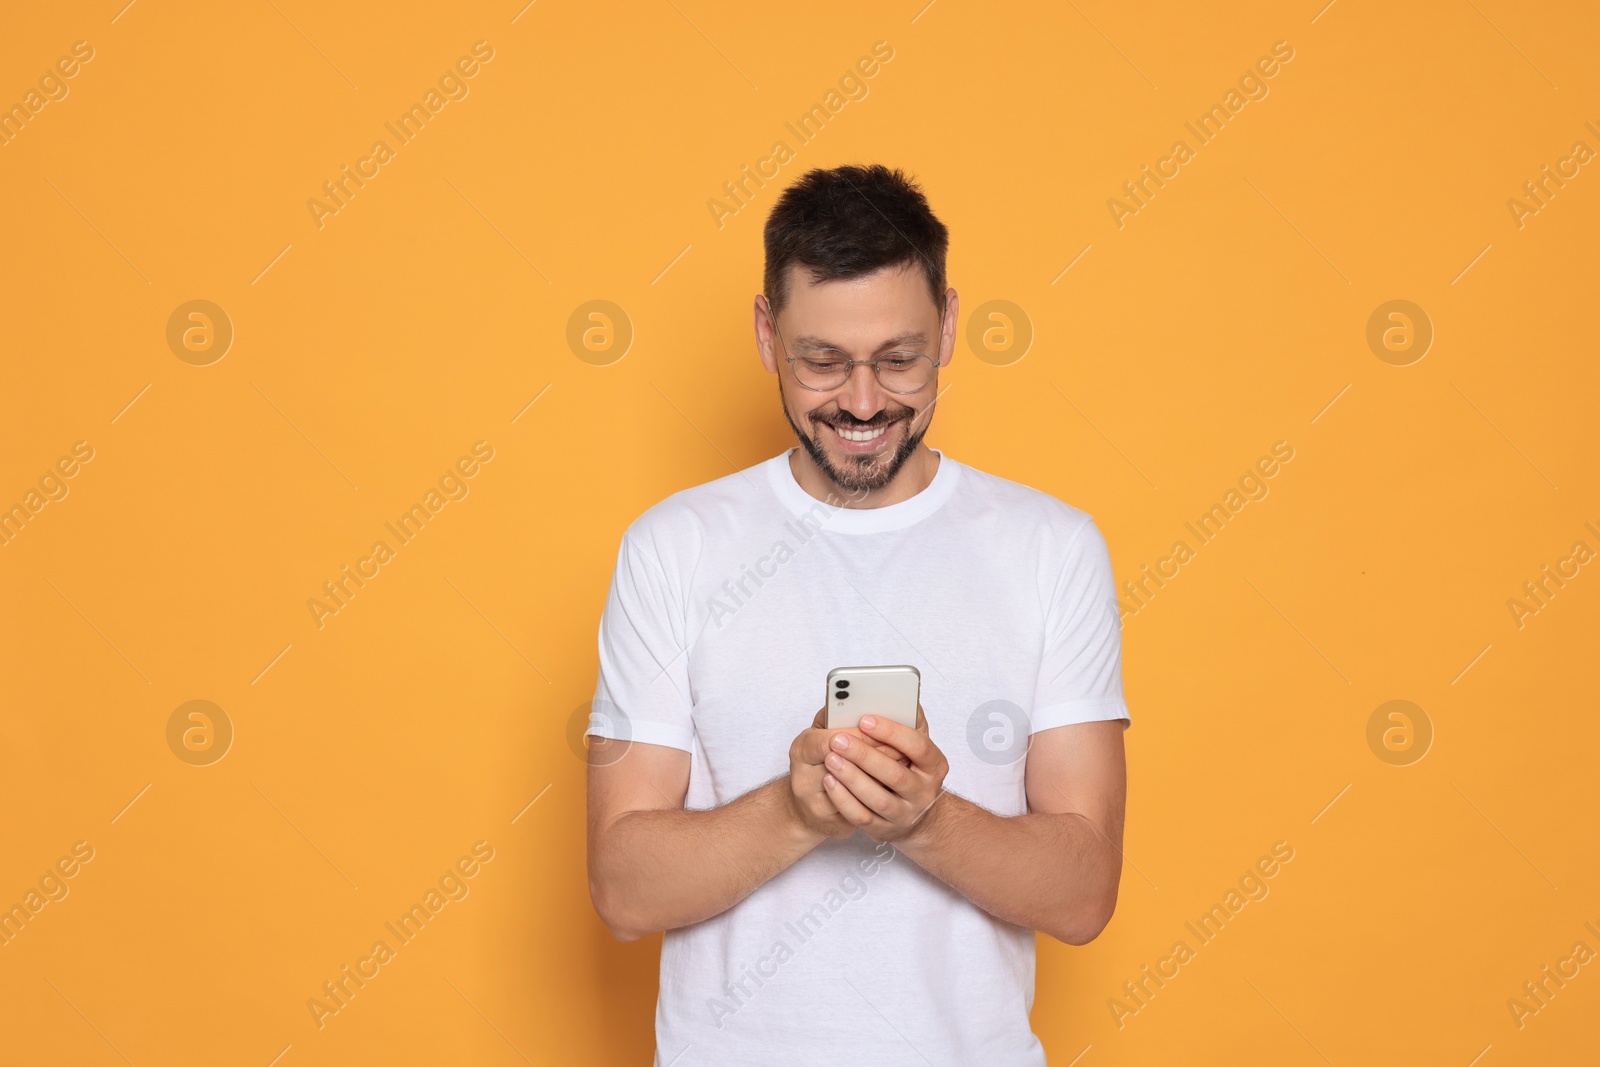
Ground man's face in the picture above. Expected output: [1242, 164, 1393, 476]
[760, 262, 951, 494]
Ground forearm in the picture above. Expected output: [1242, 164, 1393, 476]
[897, 791, 1120, 944]
[590, 776, 825, 941]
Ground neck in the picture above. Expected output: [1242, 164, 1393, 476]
[789, 443, 940, 509]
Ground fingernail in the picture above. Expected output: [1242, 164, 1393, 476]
[826, 754, 842, 769]
[861, 716, 877, 729]
[832, 733, 849, 750]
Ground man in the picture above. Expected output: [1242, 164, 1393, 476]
[586, 163, 1129, 1065]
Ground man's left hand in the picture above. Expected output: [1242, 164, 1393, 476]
[822, 704, 949, 843]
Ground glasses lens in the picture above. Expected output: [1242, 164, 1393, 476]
[877, 355, 935, 392]
[793, 354, 934, 393]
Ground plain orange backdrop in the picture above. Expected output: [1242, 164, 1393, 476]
[1, 1, 1597, 1064]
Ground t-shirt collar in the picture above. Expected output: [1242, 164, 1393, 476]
[764, 446, 961, 535]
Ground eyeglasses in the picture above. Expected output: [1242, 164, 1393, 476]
[766, 296, 944, 395]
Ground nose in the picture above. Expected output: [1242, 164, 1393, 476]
[835, 361, 887, 420]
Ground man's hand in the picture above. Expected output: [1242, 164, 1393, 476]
[822, 704, 949, 843]
[788, 707, 912, 840]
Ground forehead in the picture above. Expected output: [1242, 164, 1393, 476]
[779, 262, 938, 337]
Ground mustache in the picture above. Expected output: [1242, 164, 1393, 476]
[816, 410, 909, 430]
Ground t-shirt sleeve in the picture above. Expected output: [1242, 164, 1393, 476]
[1030, 516, 1131, 733]
[587, 532, 697, 752]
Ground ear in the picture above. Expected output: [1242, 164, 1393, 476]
[754, 294, 780, 374]
[938, 288, 958, 368]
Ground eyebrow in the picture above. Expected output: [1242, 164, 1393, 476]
[790, 330, 932, 353]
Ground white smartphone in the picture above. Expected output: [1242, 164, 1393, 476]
[825, 665, 921, 730]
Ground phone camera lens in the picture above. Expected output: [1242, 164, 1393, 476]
[835, 679, 849, 689]
[836, 690, 849, 699]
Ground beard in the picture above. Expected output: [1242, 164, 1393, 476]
[779, 379, 933, 495]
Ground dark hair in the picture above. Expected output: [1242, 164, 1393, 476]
[762, 164, 949, 319]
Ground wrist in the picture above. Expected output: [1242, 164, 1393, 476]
[898, 788, 952, 855]
[776, 776, 828, 849]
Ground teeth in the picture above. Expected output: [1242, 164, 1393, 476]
[834, 423, 887, 442]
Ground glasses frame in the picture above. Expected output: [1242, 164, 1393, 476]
[765, 295, 946, 396]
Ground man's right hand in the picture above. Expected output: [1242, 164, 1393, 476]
[787, 707, 911, 839]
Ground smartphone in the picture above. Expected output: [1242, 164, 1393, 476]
[825, 665, 921, 730]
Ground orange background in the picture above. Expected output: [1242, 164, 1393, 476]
[2, 1, 1597, 1064]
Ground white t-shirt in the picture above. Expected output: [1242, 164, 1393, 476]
[588, 447, 1130, 1067]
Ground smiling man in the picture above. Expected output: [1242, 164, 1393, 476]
[585, 164, 1131, 1066]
